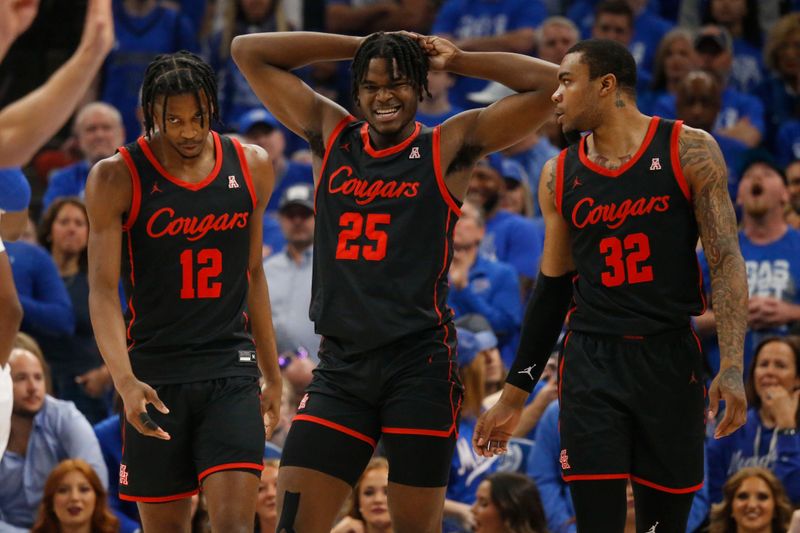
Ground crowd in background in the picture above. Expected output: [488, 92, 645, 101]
[2, 0, 800, 531]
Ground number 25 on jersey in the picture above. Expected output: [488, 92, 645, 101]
[336, 212, 390, 261]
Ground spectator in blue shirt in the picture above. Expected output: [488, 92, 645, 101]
[776, 121, 800, 169]
[5, 239, 74, 339]
[42, 102, 125, 211]
[646, 28, 697, 115]
[416, 70, 463, 127]
[448, 202, 521, 367]
[0, 341, 107, 532]
[760, 14, 800, 156]
[467, 156, 544, 294]
[652, 26, 765, 148]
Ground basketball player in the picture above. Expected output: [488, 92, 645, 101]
[232, 31, 558, 531]
[85, 52, 281, 533]
[474, 39, 748, 533]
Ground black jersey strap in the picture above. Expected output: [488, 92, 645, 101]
[506, 270, 575, 393]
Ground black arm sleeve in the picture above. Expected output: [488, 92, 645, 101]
[505, 270, 575, 393]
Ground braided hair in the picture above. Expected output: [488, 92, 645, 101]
[351, 32, 431, 103]
[140, 51, 220, 138]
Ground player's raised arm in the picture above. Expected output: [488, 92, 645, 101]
[0, 0, 114, 166]
[240, 143, 282, 439]
[680, 125, 748, 439]
[85, 157, 170, 441]
[473, 156, 575, 457]
[231, 32, 356, 159]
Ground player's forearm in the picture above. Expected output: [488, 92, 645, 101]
[445, 49, 557, 95]
[247, 272, 281, 385]
[0, 45, 106, 166]
[88, 287, 136, 388]
[708, 250, 747, 371]
[232, 32, 363, 71]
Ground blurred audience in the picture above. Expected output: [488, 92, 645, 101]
[331, 457, 392, 533]
[470, 472, 548, 533]
[255, 458, 279, 533]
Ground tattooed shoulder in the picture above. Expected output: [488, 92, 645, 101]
[678, 125, 727, 189]
[544, 157, 557, 198]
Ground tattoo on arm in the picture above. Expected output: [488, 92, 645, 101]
[545, 158, 556, 198]
[680, 127, 747, 374]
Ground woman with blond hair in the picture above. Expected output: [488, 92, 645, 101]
[709, 467, 792, 533]
[760, 13, 800, 153]
[331, 457, 392, 533]
[31, 459, 119, 533]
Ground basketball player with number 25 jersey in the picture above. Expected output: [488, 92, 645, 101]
[476, 40, 749, 533]
[233, 30, 559, 532]
[85, 52, 281, 533]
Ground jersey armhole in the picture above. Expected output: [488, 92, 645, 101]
[316, 115, 356, 213]
[119, 147, 141, 231]
[230, 138, 258, 209]
[670, 120, 691, 202]
[432, 125, 461, 216]
[555, 149, 567, 217]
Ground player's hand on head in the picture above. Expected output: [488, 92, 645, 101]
[261, 378, 282, 440]
[472, 401, 520, 457]
[411, 34, 459, 71]
[118, 377, 171, 440]
[709, 365, 747, 439]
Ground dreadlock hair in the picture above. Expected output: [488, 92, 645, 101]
[351, 32, 431, 104]
[140, 51, 220, 138]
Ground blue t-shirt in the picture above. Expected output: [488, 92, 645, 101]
[699, 228, 800, 374]
[652, 87, 765, 137]
[266, 161, 314, 213]
[482, 210, 543, 280]
[776, 119, 800, 168]
[729, 38, 766, 95]
[759, 74, 800, 151]
[102, 4, 199, 143]
[713, 132, 748, 202]
[416, 106, 464, 127]
[42, 160, 91, 210]
[432, 0, 547, 108]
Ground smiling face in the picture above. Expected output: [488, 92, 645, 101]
[357, 57, 418, 141]
[358, 467, 391, 528]
[152, 92, 211, 159]
[52, 470, 97, 529]
[753, 340, 800, 401]
[731, 476, 775, 532]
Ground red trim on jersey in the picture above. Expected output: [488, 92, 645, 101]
[623, 335, 645, 340]
[126, 298, 136, 345]
[432, 126, 461, 215]
[433, 210, 453, 324]
[631, 475, 703, 494]
[292, 414, 377, 448]
[231, 137, 258, 209]
[125, 229, 136, 287]
[670, 120, 691, 201]
[695, 255, 707, 315]
[563, 473, 630, 482]
[555, 149, 567, 216]
[689, 327, 703, 355]
[120, 489, 199, 503]
[381, 424, 456, 438]
[197, 462, 263, 482]
[316, 115, 356, 214]
[137, 132, 223, 191]
[578, 116, 660, 178]
[360, 121, 421, 158]
[118, 147, 141, 230]
[558, 331, 570, 404]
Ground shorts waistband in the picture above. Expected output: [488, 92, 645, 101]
[569, 327, 693, 345]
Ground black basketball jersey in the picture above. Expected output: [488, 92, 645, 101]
[557, 117, 705, 336]
[311, 117, 461, 355]
[118, 132, 259, 384]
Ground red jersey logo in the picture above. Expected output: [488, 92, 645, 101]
[146, 207, 249, 241]
[119, 464, 129, 485]
[571, 195, 671, 230]
[559, 449, 571, 470]
[327, 165, 420, 206]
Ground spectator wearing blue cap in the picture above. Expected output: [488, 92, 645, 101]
[497, 158, 535, 218]
[467, 156, 544, 297]
[239, 107, 314, 214]
[263, 183, 320, 362]
[448, 203, 521, 368]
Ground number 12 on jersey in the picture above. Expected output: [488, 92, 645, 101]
[599, 233, 653, 287]
[336, 212, 391, 261]
[180, 248, 222, 299]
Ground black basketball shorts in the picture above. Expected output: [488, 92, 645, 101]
[119, 376, 265, 502]
[280, 323, 463, 487]
[558, 329, 706, 493]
